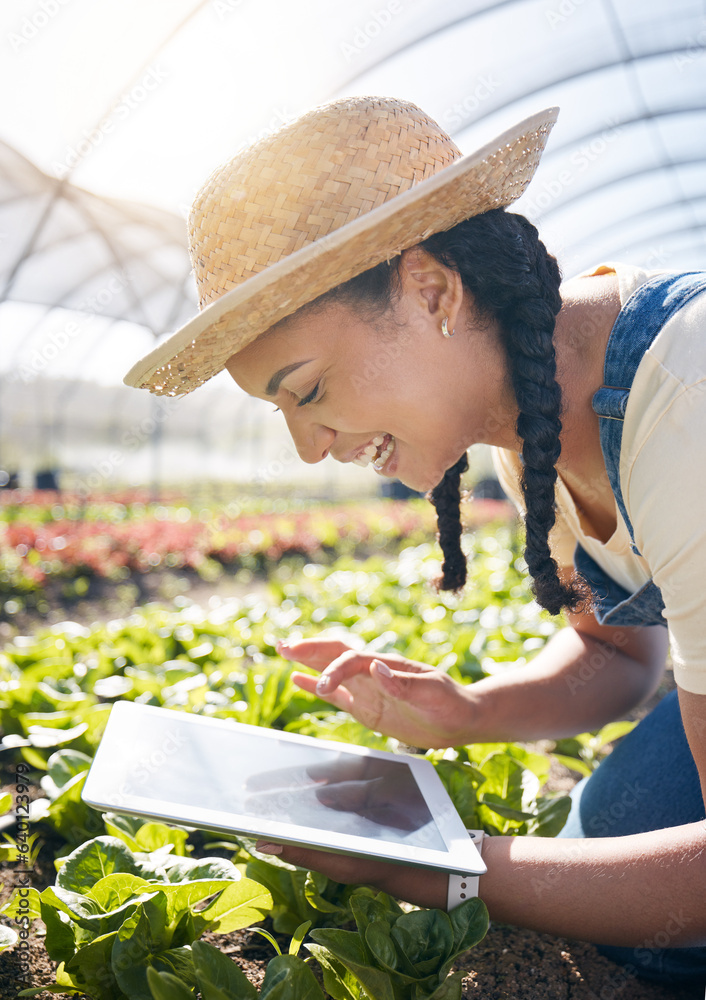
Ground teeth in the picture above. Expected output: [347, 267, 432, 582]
[352, 434, 395, 469]
[373, 435, 395, 472]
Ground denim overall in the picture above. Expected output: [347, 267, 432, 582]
[556, 272, 706, 984]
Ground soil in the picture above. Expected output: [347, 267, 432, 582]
[0, 573, 703, 999]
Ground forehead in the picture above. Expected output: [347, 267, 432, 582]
[225, 336, 280, 396]
[225, 299, 370, 393]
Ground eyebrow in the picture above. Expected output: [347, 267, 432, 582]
[265, 360, 312, 396]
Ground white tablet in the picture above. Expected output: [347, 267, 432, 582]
[82, 701, 485, 876]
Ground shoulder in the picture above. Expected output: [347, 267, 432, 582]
[560, 261, 650, 304]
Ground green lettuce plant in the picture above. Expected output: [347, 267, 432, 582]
[242, 838, 376, 935]
[146, 937, 327, 1000]
[430, 743, 571, 837]
[307, 890, 489, 1000]
[1, 835, 271, 999]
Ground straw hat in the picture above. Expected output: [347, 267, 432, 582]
[124, 96, 559, 396]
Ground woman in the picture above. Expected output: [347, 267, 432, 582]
[125, 96, 706, 984]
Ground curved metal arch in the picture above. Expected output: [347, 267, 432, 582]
[4, 241, 147, 371]
[605, 221, 706, 265]
[565, 193, 706, 263]
[159, 266, 198, 339]
[337, 28, 703, 122]
[338, 27, 704, 253]
[4, 182, 188, 283]
[462, 40, 704, 128]
[1, 153, 196, 369]
[0, 1, 206, 314]
[0, 177, 66, 303]
[330, 0, 524, 94]
[467, 105, 706, 162]
[74, 192, 194, 337]
[525, 155, 706, 221]
[56, 193, 150, 327]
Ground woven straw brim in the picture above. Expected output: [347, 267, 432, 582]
[125, 106, 558, 396]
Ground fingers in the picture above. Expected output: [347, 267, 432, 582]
[370, 658, 399, 696]
[277, 638, 353, 670]
[255, 840, 394, 887]
[314, 649, 373, 696]
[369, 660, 449, 715]
[292, 655, 426, 708]
[290, 670, 354, 713]
[255, 840, 283, 855]
[255, 839, 349, 877]
[278, 637, 431, 677]
[286, 648, 374, 699]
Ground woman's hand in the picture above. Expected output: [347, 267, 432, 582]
[278, 637, 476, 749]
[254, 839, 448, 910]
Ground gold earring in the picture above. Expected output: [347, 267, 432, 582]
[441, 316, 455, 338]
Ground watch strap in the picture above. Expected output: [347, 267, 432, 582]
[446, 829, 485, 911]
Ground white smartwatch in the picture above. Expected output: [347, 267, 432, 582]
[446, 830, 485, 911]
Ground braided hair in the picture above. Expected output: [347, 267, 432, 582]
[428, 452, 469, 592]
[304, 208, 586, 616]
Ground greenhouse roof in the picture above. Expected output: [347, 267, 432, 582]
[1, 0, 704, 482]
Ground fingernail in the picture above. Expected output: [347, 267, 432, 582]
[373, 659, 393, 677]
[316, 674, 332, 695]
[277, 641, 291, 656]
[257, 842, 283, 855]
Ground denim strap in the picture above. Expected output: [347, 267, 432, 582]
[574, 271, 706, 627]
[592, 271, 706, 555]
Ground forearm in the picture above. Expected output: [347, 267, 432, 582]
[479, 823, 706, 947]
[371, 822, 706, 947]
[462, 625, 665, 743]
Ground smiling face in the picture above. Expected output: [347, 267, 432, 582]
[225, 250, 516, 492]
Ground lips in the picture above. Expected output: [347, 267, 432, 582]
[351, 434, 396, 472]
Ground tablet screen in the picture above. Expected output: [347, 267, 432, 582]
[82, 701, 485, 874]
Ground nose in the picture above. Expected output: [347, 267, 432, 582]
[283, 410, 335, 464]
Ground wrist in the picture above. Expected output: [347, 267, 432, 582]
[378, 866, 448, 910]
[443, 678, 482, 747]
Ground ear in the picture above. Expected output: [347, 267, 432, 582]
[399, 247, 464, 332]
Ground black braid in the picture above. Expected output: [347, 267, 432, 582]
[428, 452, 469, 591]
[421, 210, 585, 615]
[302, 208, 587, 615]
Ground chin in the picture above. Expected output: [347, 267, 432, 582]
[396, 469, 443, 494]
[403, 456, 468, 493]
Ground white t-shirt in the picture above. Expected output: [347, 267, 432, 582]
[492, 263, 706, 695]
